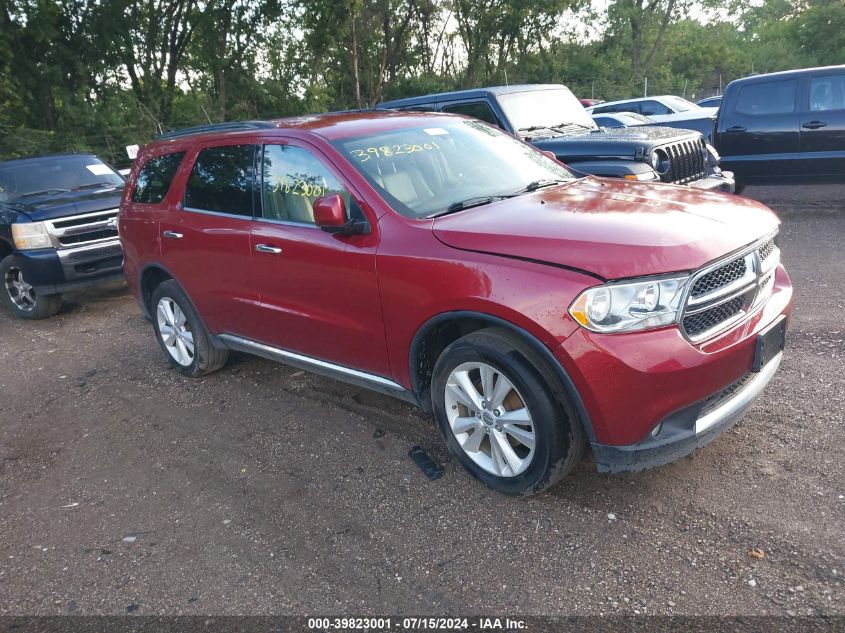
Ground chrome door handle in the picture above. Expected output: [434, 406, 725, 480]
[255, 243, 282, 254]
[163, 231, 183, 239]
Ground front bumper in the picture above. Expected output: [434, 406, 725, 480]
[689, 169, 735, 193]
[17, 239, 125, 295]
[555, 264, 793, 471]
[592, 351, 782, 473]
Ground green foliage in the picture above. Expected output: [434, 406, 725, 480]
[1, 0, 843, 164]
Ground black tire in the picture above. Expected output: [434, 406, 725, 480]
[150, 279, 229, 377]
[0, 255, 62, 320]
[431, 328, 586, 496]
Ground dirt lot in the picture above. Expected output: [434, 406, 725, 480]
[0, 184, 843, 617]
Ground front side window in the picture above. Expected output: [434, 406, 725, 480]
[260, 145, 349, 224]
[185, 145, 255, 216]
[810, 74, 845, 112]
[736, 80, 797, 115]
[332, 118, 575, 219]
[441, 102, 501, 127]
[132, 152, 185, 204]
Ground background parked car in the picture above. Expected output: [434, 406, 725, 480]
[0, 154, 124, 319]
[588, 95, 718, 141]
[697, 95, 723, 108]
[587, 95, 718, 121]
[379, 84, 733, 191]
[714, 64, 845, 186]
[593, 110, 716, 142]
[591, 112, 654, 128]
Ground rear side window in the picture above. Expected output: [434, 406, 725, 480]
[185, 145, 255, 216]
[132, 152, 185, 204]
[639, 100, 671, 116]
[735, 80, 797, 115]
[260, 145, 349, 225]
[810, 74, 845, 112]
[441, 102, 502, 127]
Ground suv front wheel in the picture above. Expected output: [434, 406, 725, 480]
[0, 256, 62, 320]
[151, 280, 229, 377]
[431, 328, 585, 496]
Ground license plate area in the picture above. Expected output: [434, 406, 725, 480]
[752, 316, 786, 372]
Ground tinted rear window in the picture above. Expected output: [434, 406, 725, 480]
[185, 145, 255, 216]
[132, 152, 185, 204]
[735, 80, 797, 115]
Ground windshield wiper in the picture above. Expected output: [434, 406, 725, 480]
[14, 188, 70, 199]
[515, 178, 567, 194]
[73, 182, 119, 191]
[427, 194, 516, 218]
[551, 122, 594, 132]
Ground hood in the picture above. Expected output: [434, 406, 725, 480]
[4, 187, 124, 222]
[532, 125, 700, 160]
[432, 177, 779, 280]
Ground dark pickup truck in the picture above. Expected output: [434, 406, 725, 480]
[715, 65, 845, 185]
[379, 84, 735, 192]
[0, 154, 125, 319]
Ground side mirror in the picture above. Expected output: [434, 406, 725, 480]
[313, 193, 369, 236]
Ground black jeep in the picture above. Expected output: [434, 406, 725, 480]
[379, 84, 735, 192]
[0, 154, 125, 319]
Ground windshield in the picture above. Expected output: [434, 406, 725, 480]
[662, 96, 701, 112]
[497, 88, 597, 133]
[333, 118, 576, 219]
[0, 155, 124, 203]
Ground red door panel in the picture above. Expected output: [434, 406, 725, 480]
[250, 139, 390, 377]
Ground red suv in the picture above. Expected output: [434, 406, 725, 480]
[120, 112, 793, 495]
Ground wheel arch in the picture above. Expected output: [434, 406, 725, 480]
[138, 263, 175, 319]
[408, 311, 596, 443]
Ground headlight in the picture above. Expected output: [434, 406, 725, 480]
[12, 222, 53, 250]
[569, 275, 689, 333]
[705, 143, 720, 167]
[649, 150, 659, 169]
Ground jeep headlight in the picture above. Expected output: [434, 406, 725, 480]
[569, 275, 689, 333]
[12, 222, 53, 250]
[705, 143, 720, 167]
[649, 150, 659, 169]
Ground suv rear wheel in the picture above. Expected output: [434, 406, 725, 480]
[0, 256, 62, 320]
[431, 328, 585, 496]
[151, 280, 229, 377]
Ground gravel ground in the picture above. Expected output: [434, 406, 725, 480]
[0, 184, 842, 617]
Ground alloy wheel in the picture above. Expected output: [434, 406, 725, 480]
[156, 297, 195, 367]
[444, 361, 536, 477]
[4, 266, 36, 312]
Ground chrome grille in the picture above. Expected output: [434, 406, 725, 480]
[683, 295, 746, 337]
[681, 233, 780, 342]
[690, 258, 747, 299]
[46, 209, 119, 248]
[658, 137, 707, 184]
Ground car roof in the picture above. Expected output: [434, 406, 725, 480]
[378, 84, 569, 108]
[148, 110, 479, 148]
[728, 64, 845, 87]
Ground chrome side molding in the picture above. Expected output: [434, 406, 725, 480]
[218, 334, 418, 405]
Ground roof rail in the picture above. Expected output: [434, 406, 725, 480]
[156, 120, 276, 140]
